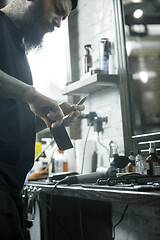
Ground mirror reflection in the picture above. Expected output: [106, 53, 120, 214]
[123, 0, 160, 135]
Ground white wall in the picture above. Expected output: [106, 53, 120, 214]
[68, 0, 125, 169]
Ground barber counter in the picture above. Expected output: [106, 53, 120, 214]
[24, 175, 160, 240]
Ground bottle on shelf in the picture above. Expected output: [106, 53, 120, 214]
[99, 38, 111, 74]
[35, 142, 42, 159]
[128, 151, 135, 173]
[156, 150, 160, 161]
[49, 157, 55, 175]
[54, 149, 69, 173]
[83, 44, 92, 74]
[135, 150, 144, 174]
[92, 151, 98, 172]
[63, 153, 68, 172]
[54, 149, 64, 173]
[146, 142, 159, 175]
[109, 140, 119, 163]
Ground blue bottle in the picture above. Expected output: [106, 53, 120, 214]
[99, 38, 111, 73]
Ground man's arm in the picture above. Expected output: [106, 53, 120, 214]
[0, 69, 64, 127]
[0, 69, 85, 128]
[0, 69, 31, 99]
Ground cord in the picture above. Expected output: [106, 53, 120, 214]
[97, 132, 109, 154]
[81, 120, 94, 174]
[35, 138, 55, 162]
[26, 183, 61, 239]
[50, 179, 72, 239]
[28, 142, 57, 180]
[78, 199, 85, 240]
[112, 204, 128, 240]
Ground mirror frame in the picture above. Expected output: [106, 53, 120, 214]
[114, 0, 160, 155]
[113, 0, 133, 155]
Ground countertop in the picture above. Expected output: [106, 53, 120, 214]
[26, 181, 160, 207]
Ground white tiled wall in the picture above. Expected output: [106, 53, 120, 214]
[68, 0, 125, 169]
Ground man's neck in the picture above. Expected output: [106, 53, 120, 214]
[1, 0, 27, 28]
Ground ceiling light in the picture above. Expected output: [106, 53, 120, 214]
[139, 71, 148, 83]
[133, 71, 157, 83]
[133, 9, 144, 19]
[132, 0, 142, 3]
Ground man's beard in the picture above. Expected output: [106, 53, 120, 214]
[20, 0, 53, 51]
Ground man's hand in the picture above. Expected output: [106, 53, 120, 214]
[24, 88, 85, 129]
[59, 102, 85, 125]
[0, 69, 85, 128]
[24, 88, 64, 128]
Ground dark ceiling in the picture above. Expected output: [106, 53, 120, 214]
[123, 0, 160, 25]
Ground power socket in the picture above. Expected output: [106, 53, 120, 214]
[104, 111, 111, 128]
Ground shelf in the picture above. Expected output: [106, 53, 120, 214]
[62, 73, 119, 95]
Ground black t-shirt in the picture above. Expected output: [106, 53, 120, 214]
[0, 11, 36, 203]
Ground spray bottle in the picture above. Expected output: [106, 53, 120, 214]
[83, 44, 92, 74]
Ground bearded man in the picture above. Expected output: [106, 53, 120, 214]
[0, 0, 83, 239]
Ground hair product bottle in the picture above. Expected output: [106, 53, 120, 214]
[99, 38, 111, 73]
[128, 151, 135, 173]
[135, 150, 144, 174]
[83, 44, 92, 74]
[146, 142, 159, 175]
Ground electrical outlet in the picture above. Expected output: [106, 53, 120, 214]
[104, 111, 111, 128]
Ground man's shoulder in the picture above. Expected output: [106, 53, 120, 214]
[0, 11, 12, 28]
[0, 11, 14, 42]
[0, 11, 6, 21]
[0, 11, 7, 31]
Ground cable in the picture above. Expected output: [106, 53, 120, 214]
[28, 141, 57, 180]
[50, 179, 86, 240]
[112, 204, 128, 240]
[97, 132, 109, 154]
[81, 120, 94, 174]
[35, 138, 55, 162]
[78, 199, 85, 240]
[49, 179, 72, 239]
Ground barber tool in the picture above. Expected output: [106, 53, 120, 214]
[43, 108, 73, 151]
[49, 121, 73, 151]
[63, 95, 88, 126]
[57, 155, 130, 185]
[44, 95, 88, 151]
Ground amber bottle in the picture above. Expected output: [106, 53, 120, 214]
[146, 143, 159, 175]
[128, 151, 135, 172]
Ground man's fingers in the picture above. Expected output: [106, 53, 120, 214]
[47, 111, 63, 121]
[59, 102, 72, 115]
[71, 104, 85, 111]
[45, 107, 64, 128]
[51, 120, 62, 128]
[69, 109, 81, 118]
[59, 102, 85, 116]
[43, 116, 63, 128]
[43, 118, 51, 128]
[69, 105, 85, 118]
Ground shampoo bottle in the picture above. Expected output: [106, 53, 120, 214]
[83, 44, 92, 74]
[99, 38, 111, 73]
[146, 142, 159, 175]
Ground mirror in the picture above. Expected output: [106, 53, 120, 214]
[123, 0, 160, 137]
